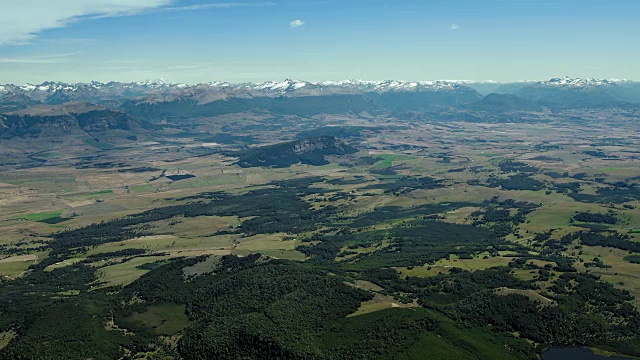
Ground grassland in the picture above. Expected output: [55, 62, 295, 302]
[94, 255, 175, 288]
[0, 112, 639, 359]
[396, 254, 515, 278]
[494, 288, 557, 307]
[2, 115, 637, 293]
[348, 293, 418, 317]
[0, 252, 46, 278]
[572, 245, 640, 305]
[0, 331, 15, 350]
[371, 153, 417, 169]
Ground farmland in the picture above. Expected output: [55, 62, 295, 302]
[0, 110, 639, 359]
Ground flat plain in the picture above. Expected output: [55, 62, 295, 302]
[0, 109, 639, 359]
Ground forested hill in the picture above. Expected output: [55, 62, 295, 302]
[231, 136, 358, 168]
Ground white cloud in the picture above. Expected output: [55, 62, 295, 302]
[449, 24, 460, 31]
[0, 1, 274, 45]
[164, 2, 275, 11]
[0, 0, 172, 45]
[0, 52, 81, 64]
[290, 19, 305, 29]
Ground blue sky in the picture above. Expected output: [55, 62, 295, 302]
[0, 0, 638, 84]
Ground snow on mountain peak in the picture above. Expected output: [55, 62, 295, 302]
[539, 77, 627, 88]
[245, 79, 311, 93]
[135, 78, 177, 87]
[2, 78, 636, 102]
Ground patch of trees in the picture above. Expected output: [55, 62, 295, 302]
[119, 255, 372, 359]
[470, 199, 539, 237]
[413, 267, 531, 305]
[0, 262, 137, 359]
[296, 125, 382, 139]
[50, 178, 333, 256]
[529, 156, 562, 162]
[344, 220, 498, 269]
[554, 182, 581, 194]
[73, 161, 128, 169]
[37, 216, 69, 224]
[535, 144, 561, 150]
[584, 257, 610, 268]
[166, 174, 196, 181]
[0, 300, 131, 360]
[230, 136, 358, 168]
[325, 177, 369, 186]
[565, 231, 640, 253]
[583, 150, 609, 158]
[545, 171, 568, 179]
[498, 160, 538, 174]
[123, 255, 535, 360]
[362, 176, 445, 195]
[572, 211, 618, 224]
[487, 175, 545, 191]
[453, 272, 640, 349]
[349, 202, 474, 228]
[568, 184, 640, 204]
[624, 255, 640, 264]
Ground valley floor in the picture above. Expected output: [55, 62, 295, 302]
[0, 112, 639, 359]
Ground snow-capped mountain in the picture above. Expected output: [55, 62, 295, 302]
[514, 77, 640, 108]
[1, 78, 638, 113]
[1, 78, 494, 96]
[531, 77, 629, 88]
[4, 77, 633, 100]
[232, 79, 485, 95]
[244, 79, 311, 93]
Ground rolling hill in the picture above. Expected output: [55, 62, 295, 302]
[231, 136, 358, 168]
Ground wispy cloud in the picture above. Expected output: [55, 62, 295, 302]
[0, 1, 275, 45]
[290, 19, 305, 29]
[0, 52, 81, 64]
[163, 2, 275, 11]
[0, 0, 172, 45]
[449, 24, 460, 31]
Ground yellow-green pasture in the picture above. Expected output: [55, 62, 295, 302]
[572, 245, 640, 306]
[348, 293, 417, 317]
[0, 331, 15, 350]
[494, 288, 557, 307]
[0, 252, 45, 278]
[396, 254, 514, 278]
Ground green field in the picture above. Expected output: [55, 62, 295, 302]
[121, 303, 190, 336]
[0, 332, 15, 350]
[20, 210, 63, 222]
[372, 153, 416, 169]
[0, 114, 639, 359]
[88, 190, 113, 196]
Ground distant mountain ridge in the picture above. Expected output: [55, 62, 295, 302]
[1, 77, 639, 120]
[465, 93, 544, 113]
[1, 79, 491, 97]
[2, 77, 635, 96]
[0, 102, 149, 139]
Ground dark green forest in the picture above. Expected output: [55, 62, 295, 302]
[1, 177, 640, 359]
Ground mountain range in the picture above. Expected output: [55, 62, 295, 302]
[0, 77, 639, 141]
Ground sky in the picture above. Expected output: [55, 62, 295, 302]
[0, 0, 638, 84]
